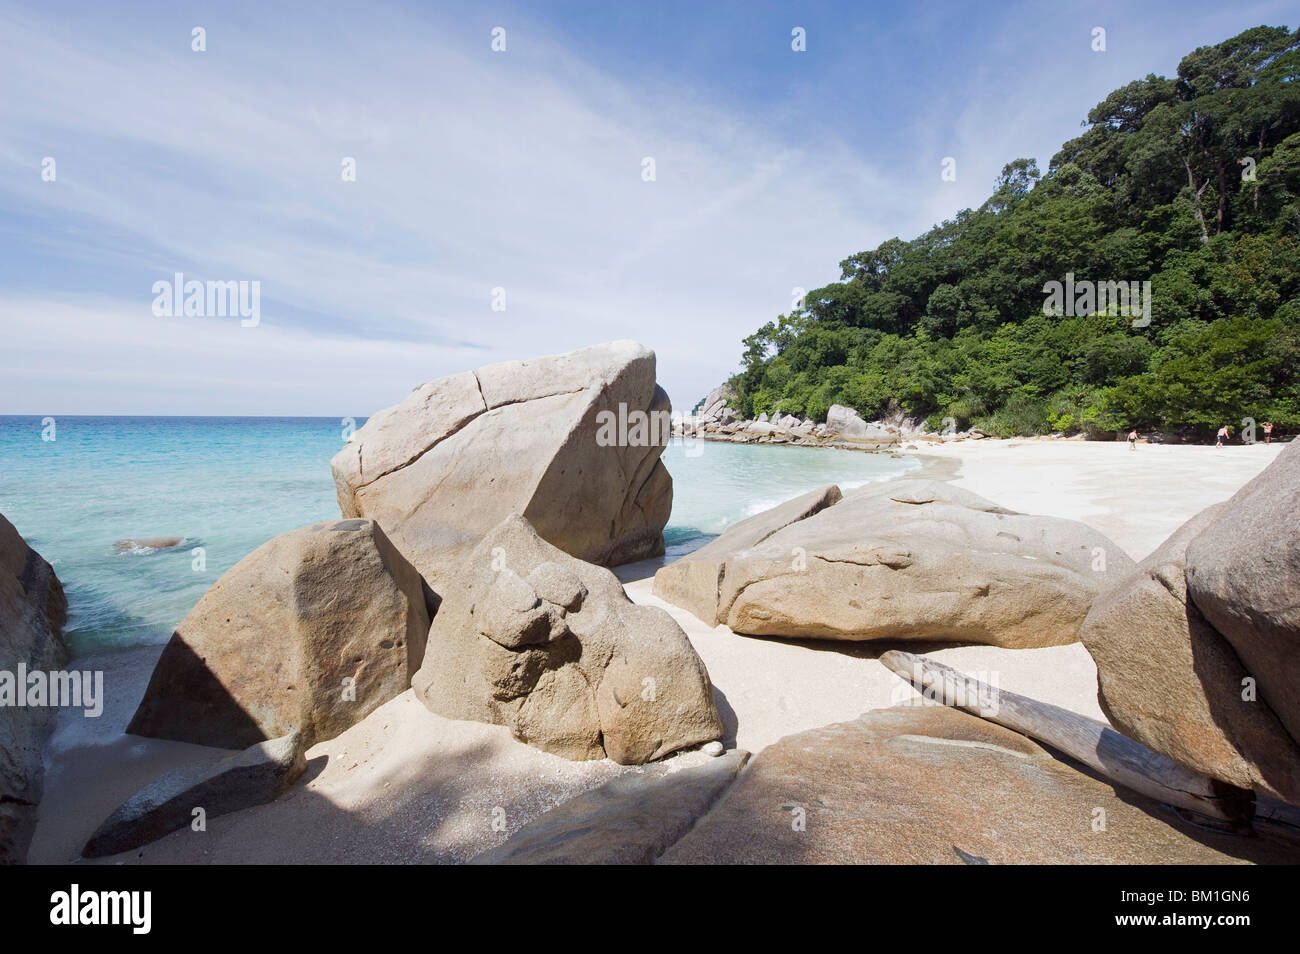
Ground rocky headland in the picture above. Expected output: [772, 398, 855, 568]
[677, 384, 996, 451]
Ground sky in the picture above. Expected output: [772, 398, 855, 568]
[1, 0, 1294, 416]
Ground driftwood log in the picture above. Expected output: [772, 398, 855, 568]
[879, 649, 1254, 824]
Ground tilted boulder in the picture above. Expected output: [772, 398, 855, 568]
[1081, 504, 1300, 804]
[658, 480, 1132, 648]
[1186, 440, 1300, 744]
[331, 340, 673, 586]
[412, 515, 722, 764]
[128, 519, 431, 750]
[0, 513, 69, 864]
[653, 484, 842, 625]
[83, 732, 306, 858]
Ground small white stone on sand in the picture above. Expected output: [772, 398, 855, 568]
[703, 740, 724, 757]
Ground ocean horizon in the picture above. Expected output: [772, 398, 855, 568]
[0, 414, 918, 654]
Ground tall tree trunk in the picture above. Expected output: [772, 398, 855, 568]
[1215, 159, 1228, 234]
[1255, 125, 1267, 212]
[1185, 158, 1211, 245]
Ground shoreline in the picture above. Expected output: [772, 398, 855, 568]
[909, 438, 1284, 561]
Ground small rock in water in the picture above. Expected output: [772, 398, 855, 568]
[114, 537, 184, 551]
[703, 740, 724, 757]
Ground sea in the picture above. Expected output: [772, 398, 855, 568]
[0, 416, 918, 654]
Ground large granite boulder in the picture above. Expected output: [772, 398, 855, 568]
[659, 706, 1300, 864]
[1080, 504, 1300, 804]
[0, 513, 69, 864]
[412, 514, 722, 764]
[824, 404, 893, 441]
[470, 750, 748, 864]
[128, 519, 431, 750]
[659, 480, 1133, 648]
[331, 341, 673, 586]
[825, 403, 866, 436]
[1186, 440, 1300, 744]
[652, 485, 842, 625]
[83, 732, 306, 858]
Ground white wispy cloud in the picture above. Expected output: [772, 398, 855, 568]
[0, 0, 1288, 414]
[0, 294, 478, 416]
[0, 3, 907, 413]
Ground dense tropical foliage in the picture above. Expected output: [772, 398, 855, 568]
[727, 26, 1300, 438]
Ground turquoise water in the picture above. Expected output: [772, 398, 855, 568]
[0, 417, 916, 653]
[660, 437, 919, 555]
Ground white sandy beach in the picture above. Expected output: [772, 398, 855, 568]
[29, 438, 1284, 864]
[914, 438, 1285, 562]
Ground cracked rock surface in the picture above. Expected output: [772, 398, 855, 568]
[655, 479, 1133, 648]
[331, 340, 673, 587]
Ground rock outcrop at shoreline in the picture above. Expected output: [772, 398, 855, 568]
[331, 340, 673, 586]
[824, 403, 894, 440]
[1083, 440, 1300, 805]
[413, 514, 722, 764]
[694, 384, 738, 427]
[128, 519, 431, 750]
[654, 480, 1133, 647]
[0, 513, 69, 864]
[677, 395, 991, 449]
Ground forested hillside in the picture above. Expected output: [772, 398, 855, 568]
[727, 26, 1300, 437]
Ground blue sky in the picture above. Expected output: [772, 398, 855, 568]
[1, 0, 1293, 415]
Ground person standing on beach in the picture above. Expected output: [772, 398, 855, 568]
[1216, 424, 1231, 447]
[1263, 421, 1273, 444]
[1127, 428, 1137, 450]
